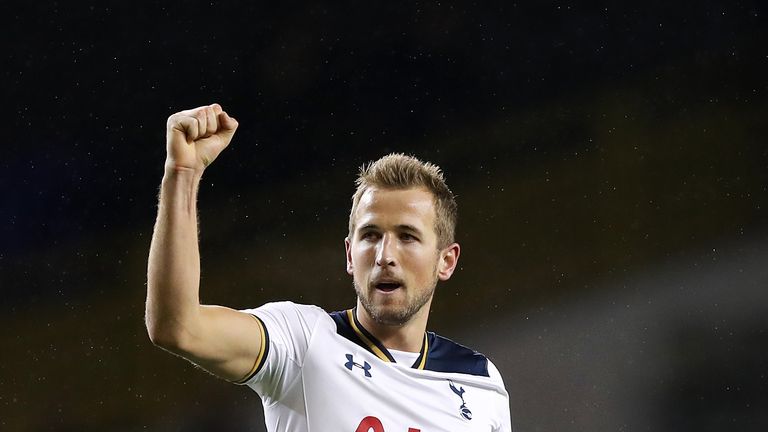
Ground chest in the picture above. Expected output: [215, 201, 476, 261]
[299, 327, 498, 432]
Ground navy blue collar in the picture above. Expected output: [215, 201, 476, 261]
[329, 308, 489, 377]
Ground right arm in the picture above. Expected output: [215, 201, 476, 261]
[146, 104, 261, 382]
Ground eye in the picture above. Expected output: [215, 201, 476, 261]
[400, 233, 418, 242]
[360, 231, 380, 241]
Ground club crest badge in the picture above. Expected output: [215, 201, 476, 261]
[448, 380, 473, 420]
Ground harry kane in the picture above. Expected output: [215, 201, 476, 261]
[146, 103, 512, 431]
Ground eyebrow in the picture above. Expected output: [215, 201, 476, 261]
[358, 224, 423, 235]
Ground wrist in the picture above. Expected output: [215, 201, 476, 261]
[161, 165, 203, 196]
[163, 163, 204, 182]
[159, 166, 202, 216]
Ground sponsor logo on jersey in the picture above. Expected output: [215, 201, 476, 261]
[345, 354, 372, 378]
[448, 380, 473, 421]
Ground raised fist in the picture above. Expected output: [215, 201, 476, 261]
[165, 103, 239, 173]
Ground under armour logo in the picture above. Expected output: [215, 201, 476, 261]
[449, 380, 472, 421]
[345, 354, 372, 378]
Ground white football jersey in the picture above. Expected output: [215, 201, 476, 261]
[239, 302, 512, 432]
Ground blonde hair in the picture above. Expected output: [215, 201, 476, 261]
[348, 153, 457, 248]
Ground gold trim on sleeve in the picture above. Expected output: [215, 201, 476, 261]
[233, 314, 268, 384]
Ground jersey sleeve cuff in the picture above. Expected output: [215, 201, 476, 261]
[233, 314, 270, 385]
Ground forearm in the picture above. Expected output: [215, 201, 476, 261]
[146, 167, 204, 345]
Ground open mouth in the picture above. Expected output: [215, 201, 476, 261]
[375, 282, 403, 292]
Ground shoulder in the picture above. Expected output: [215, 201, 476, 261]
[243, 301, 327, 318]
[241, 301, 332, 330]
[485, 357, 506, 388]
[425, 332, 491, 377]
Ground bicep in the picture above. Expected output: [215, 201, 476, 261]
[172, 305, 264, 382]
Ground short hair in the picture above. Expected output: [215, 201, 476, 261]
[348, 153, 457, 249]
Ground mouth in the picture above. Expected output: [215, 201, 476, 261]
[373, 280, 404, 293]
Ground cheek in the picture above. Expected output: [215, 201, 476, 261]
[404, 250, 440, 276]
[352, 244, 374, 263]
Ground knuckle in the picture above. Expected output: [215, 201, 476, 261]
[166, 114, 180, 127]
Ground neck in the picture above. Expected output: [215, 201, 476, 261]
[355, 299, 431, 352]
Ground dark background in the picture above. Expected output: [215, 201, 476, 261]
[2, 1, 767, 430]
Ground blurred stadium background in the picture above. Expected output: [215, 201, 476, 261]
[2, 1, 767, 430]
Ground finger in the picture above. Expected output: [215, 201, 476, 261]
[168, 114, 200, 142]
[205, 106, 218, 137]
[176, 105, 208, 116]
[210, 103, 223, 116]
[195, 109, 208, 139]
[218, 111, 239, 133]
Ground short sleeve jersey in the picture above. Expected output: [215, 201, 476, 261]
[240, 301, 512, 432]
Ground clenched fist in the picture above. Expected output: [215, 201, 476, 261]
[165, 103, 239, 173]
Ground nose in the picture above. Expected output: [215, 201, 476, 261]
[375, 233, 397, 267]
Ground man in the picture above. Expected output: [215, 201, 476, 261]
[146, 103, 512, 431]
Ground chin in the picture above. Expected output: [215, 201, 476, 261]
[364, 298, 422, 326]
[358, 296, 407, 326]
[354, 280, 434, 327]
[370, 308, 412, 326]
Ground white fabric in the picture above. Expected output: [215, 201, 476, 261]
[389, 348, 420, 366]
[242, 301, 512, 432]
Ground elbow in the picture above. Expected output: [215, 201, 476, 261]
[144, 300, 200, 353]
[145, 316, 186, 353]
[147, 328, 174, 350]
[146, 321, 171, 348]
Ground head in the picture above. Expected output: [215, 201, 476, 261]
[348, 153, 457, 249]
[345, 153, 460, 327]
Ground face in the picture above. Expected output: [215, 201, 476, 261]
[345, 186, 460, 326]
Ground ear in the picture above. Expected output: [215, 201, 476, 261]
[437, 242, 460, 281]
[345, 237, 354, 275]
